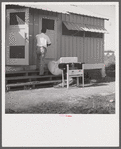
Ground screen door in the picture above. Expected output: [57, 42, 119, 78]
[6, 8, 29, 65]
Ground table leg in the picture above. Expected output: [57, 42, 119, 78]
[62, 70, 64, 87]
[77, 77, 79, 87]
[67, 64, 69, 89]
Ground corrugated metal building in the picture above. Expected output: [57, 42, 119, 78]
[5, 3, 108, 76]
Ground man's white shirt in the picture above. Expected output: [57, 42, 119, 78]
[36, 33, 51, 48]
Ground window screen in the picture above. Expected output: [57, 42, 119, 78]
[85, 32, 103, 38]
[10, 46, 25, 58]
[10, 12, 25, 25]
[42, 18, 54, 30]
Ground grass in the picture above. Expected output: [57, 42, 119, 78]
[6, 93, 115, 114]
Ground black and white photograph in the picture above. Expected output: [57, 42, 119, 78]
[2, 1, 119, 147]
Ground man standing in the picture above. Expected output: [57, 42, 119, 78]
[36, 28, 51, 75]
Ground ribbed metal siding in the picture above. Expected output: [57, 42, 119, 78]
[84, 16, 104, 64]
[29, 10, 104, 65]
[61, 13, 104, 64]
[56, 14, 62, 60]
[61, 13, 85, 62]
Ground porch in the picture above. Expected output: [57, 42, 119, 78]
[6, 69, 62, 91]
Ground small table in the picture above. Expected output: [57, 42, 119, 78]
[59, 63, 84, 88]
[66, 64, 84, 89]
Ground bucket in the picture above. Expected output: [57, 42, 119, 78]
[48, 60, 62, 76]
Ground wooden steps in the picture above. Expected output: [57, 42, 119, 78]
[6, 75, 61, 81]
[6, 80, 62, 91]
[6, 70, 46, 76]
[6, 70, 62, 91]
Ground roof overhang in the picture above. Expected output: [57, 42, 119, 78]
[63, 21, 108, 34]
[5, 3, 109, 20]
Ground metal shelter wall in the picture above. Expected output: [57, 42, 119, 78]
[60, 13, 104, 64]
[29, 8, 105, 65]
[6, 5, 105, 66]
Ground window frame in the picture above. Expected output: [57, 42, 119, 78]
[42, 18, 55, 30]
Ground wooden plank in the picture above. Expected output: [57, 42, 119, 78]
[33, 9, 39, 65]
[86, 37, 89, 63]
[38, 10, 42, 33]
[80, 16, 84, 24]
[93, 18, 97, 26]
[100, 19, 104, 27]
[93, 38, 97, 63]
[98, 18, 102, 27]
[99, 38, 102, 63]
[54, 19, 57, 60]
[73, 14, 77, 23]
[62, 13, 66, 21]
[90, 17, 93, 26]
[57, 14, 62, 59]
[84, 37, 87, 63]
[70, 14, 74, 22]
[90, 38, 94, 64]
[87, 16, 90, 25]
[6, 75, 61, 80]
[6, 80, 62, 87]
[5, 69, 50, 74]
[76, 15, 81, 23]
[6, 70, 39, 74]
[84, 63, 105, 69]
[100, 38, 104, 63]
[87, 37, 90, 63]
[65, 36, 69, 57]
[84, 16, 88, 24]
[69, 36, 73, 57]
[97, 18, 100, 27]
[29, 8, 34, 65]
[80, 37, 84, 63]
[64, 36, 66, 57]
[76, 37, 81, 62]
[73, 36, 77, 57]
[96, 38, 100, 63]
[65, 14, 70, 22]
[62, 36, 65, 57]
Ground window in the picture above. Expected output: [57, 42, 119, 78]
[42, 18, 54, 30]
[62, 22, 84, 37]
[10, 12, 25, 25]
[62, 22, 103, 38]
[10, 46, 25, 58]
[85, 32, 103, 38]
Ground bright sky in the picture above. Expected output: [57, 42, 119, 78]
[77, 4, 117, 51]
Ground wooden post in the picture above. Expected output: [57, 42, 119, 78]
[82, 64, 84, 87]
[67, 64, 69, 89]
[101, 64, 106, 78]
[62, 70, 64, 87]
[77, 77, 79, 87]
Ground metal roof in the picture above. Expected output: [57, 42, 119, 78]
[63, 21, 108, 33]
[7, 3, 109, 20]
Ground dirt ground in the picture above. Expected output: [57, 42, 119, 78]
[5, 81, 115, 114]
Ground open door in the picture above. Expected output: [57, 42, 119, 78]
[41, 18, 56, 60]
[6, 8, 29, 65]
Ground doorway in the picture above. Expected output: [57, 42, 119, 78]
[41, 18, 56, 60]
